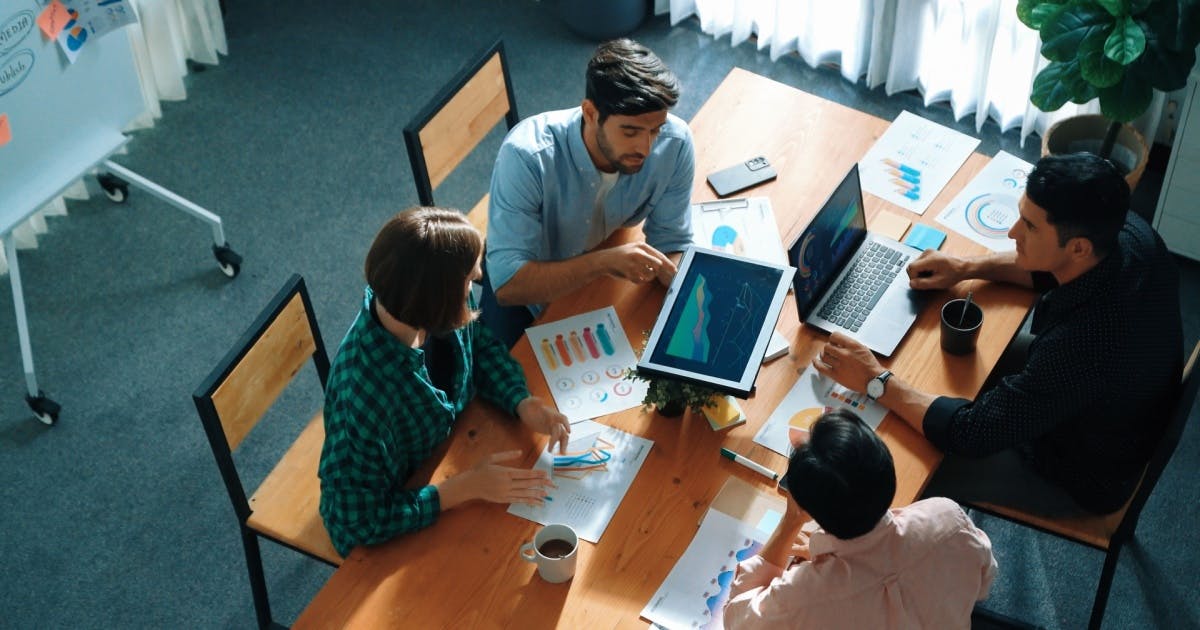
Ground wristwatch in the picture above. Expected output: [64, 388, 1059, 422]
[866, 370, 892, 400]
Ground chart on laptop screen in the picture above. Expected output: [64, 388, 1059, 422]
[650, 253, 783, 382]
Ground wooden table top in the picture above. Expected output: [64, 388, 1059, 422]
[293, 67, 1035, 630]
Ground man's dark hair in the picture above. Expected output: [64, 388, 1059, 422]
[1025, 152, 1129, 257]
[784, 409, 896, 539]
[585, 38, 679, 122]
[365, 207, 481, 334]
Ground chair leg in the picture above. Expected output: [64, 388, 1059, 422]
[240, 527, 274, 630]
[1088, 541, 1124, 630]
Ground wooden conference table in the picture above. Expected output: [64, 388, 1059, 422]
[293, 68, 1035, 628]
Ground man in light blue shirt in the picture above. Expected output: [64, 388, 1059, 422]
[482, 38, 695, 346]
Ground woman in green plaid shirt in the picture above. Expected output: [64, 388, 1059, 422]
[318, 208, 570, 557]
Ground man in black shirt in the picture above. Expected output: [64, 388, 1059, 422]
[813, 152, 1183, 515]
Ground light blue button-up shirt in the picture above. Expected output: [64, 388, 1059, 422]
[486, 107, 695, 315]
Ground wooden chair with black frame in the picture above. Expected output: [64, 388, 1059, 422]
[403, 38, 519, 242]
[192, 274, 342, 630]
[971, 340, 1200, 630]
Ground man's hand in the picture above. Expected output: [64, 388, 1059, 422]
[597, 242, 676, 284]
[907, 250, 968, 291]
[439, 450, 554, 509]
[812, 332, 884, 393]
[517, 396, 570, 453]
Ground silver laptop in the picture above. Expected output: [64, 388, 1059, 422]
[788, 164, 923, 357]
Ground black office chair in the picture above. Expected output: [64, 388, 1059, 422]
[403, 38, 519, 240]
[968, 340, 1200, 630]
[192, 274, 342, 629]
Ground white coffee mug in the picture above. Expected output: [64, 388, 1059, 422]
[519, 523, 578, 583]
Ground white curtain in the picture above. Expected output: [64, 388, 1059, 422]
[669, 0, 1165, 150]
[1, 0, 227, 275]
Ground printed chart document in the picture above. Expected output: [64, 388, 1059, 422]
[690, 197, 787, 266]
[641, 508, 772, 629]
[526, 306, 647, 423]
[753, 366, 888, 456]
[935, 150, 1033, 252]
[508, 420, 652, 543]
[859, 111, 980, 216]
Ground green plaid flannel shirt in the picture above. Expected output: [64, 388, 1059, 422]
[318, 287, 529, 556]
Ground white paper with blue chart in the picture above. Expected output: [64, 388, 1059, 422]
[640, 508, 771, 629]
[753, 365, 888, 457]
[858, 110, 980, 215]
[526, 306, 647, 423]
[935, 150, 1033, 251]
[507, 420, 652, 542]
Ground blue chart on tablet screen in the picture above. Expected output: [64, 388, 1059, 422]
[651, 253, 781, 382]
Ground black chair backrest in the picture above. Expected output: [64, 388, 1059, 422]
[403, 38, 519, 207]
[192, 274, 330, 523]
[1119, 341, 1200, 538]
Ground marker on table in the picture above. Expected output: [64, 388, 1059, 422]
[720, 447, 779, 482]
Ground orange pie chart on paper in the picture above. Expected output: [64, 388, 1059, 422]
[788, 407, 824, 447]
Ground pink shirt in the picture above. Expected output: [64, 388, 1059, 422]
[724, 497, 996, 629]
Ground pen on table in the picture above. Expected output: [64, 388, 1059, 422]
[720, 447, 779, 482]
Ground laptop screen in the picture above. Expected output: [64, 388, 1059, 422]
[789, 164, 868, 318]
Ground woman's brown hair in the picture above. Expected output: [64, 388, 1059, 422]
[365, 207, 482, 334]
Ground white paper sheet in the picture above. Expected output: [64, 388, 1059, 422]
[507, 420, 652, 543]
[525, 306, 647, 423]
[640, 509, 767, 630]
[753, 366, 888, 456]
[690, 197, 787, 266]
[859, 111, 980, 215]
[935, 150, 1033, 252]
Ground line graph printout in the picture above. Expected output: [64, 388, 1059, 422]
[641, 509, 766, 629]
[508, 420, 652, 542]
[753, 366, 887, 457]
[935, 151, 1032, 252]
[859, 110, 980, 215]
[526, 306, 647, 422]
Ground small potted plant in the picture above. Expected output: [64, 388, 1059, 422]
[1018, 0, 1200, 189]
[624, 368, 719, 418]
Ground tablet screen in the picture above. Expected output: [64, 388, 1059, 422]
[639, 247, 796, 397]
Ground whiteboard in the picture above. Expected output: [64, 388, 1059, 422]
[0, 0, 143, 233]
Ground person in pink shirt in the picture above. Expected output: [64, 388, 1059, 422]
[724, 410, 997, 629]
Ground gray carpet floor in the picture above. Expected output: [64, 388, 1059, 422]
[1, 1, 1197, 628]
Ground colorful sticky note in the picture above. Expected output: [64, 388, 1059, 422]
[0, 113, 11, 148]
[871, 211, 912, 242]
[904, 224, 948, 251]
[38, 0, 71, 39]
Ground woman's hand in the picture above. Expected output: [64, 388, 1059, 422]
[517, 396, 571, 453]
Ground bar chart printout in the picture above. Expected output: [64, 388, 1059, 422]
[525, 306, 647, 422]
[858, 110, 980, 215]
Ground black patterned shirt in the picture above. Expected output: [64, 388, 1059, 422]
[923, 213, 1183, 513]
[318, 287, 529, 556]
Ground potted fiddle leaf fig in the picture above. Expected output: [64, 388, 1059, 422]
[1019, 0, 1200, 188]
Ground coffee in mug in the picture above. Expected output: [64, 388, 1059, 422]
[519, 523, 578, 583]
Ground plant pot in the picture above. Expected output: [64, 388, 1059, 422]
[656, 399, 686, 418]
[1041, 114, 1148, 191]
[558, 0, 647, 41]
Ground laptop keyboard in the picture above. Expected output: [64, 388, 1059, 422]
[818, 242, 910, 332]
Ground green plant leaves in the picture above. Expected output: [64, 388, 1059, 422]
[1019, 0, 1070, 29]
[1105, 16, 1147, 63]
[1099, 70, 1154, 121]
[1041, 5, 1117, 62]
[1082, 25, 1126, 86]
[1095, 0, 1128, 17]
[1032, 60, 1098, 111]
[1131, 24, 1198, 90]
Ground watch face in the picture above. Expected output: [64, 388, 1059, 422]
[867, 378, 884, 399]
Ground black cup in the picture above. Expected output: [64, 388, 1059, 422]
[940, 299, 983, 355]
